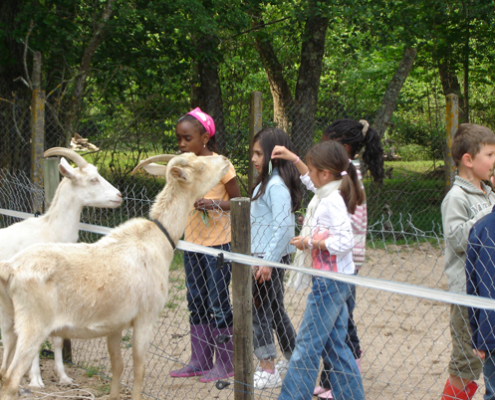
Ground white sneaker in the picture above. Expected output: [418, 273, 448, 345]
[253, 370, 282, 389]
[275, 359, 289, 375]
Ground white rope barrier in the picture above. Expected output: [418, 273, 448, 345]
[2, 208, 495, 310]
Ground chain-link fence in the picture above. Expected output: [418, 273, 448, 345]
[2, 163, 495, 400]
[2, 83, 495, 400]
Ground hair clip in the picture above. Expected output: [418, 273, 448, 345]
[359, 119, 369, 136]
[341, 171, 348, 176]
[268, 160, 273, 175]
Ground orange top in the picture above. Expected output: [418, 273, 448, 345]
[184, 157, 236, 247]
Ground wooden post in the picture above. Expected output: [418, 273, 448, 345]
[248, 92, 262, 194]
[231, 198, 253, 400]
[43, 158, 60, 210]
[445, 94, 459, 193]
[31, 51, 45, 214]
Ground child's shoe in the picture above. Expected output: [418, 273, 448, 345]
[441, 379, 478, 400]
[275, 359, 290, 375]
[318, 390, 333, 399]
[253, 370, 282, 389]
[314, 386, 329, 396]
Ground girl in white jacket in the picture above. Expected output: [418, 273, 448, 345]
[272, 141, 365, 400]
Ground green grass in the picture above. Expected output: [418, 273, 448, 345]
[365, 160, 445, 235]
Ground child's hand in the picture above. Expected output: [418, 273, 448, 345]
[291, 236, 308, 250]
[271, 146, 298, 162]
[473, 349, 486, 359]
[254, 266, 273, 283]
[194, 198, 216, 210]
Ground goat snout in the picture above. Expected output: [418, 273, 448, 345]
[112, 192, 123, 204]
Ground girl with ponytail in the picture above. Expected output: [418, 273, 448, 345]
[272, 141, 365, 400]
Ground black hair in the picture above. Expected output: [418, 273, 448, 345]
[177, 114, 218, 153]
[250, 127, 302, 213]
[306, 141, 364, 214]
[323, 119, 384, 183]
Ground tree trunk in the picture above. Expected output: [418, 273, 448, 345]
[63, 0, 115, 146]
[373, 47, 417, 138]
[253, 30, 293, 131]
[196, 38, 227, 154]
[291, 6, 329, 156]
[437, 50, 466, 123]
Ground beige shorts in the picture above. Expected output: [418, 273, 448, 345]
[448, 304, 483, 380]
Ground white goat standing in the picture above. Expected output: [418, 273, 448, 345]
[0, 152, 230, 400]
[0, 148, 122, 388]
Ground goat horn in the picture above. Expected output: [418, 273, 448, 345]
[131, 154, 177, 175]
[44, 147, 89, 168]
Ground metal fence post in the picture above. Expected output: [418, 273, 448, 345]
[249, 92, 262, 194]
[231, 197, 253, 400]
[445, 94, 458, 193]
[31, 51, 45, 214]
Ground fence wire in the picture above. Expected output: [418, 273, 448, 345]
[3, 166, 495, 400]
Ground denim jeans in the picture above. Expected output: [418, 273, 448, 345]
[484, 350, 495, 400]
[278, 277, 364, 400]
[184, 243, 233, 329]
[252, 255, 296, 360]
[320, 273, 361, 388]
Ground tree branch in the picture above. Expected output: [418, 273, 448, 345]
[230, 17, 291, 39]
[22, 20, 35, 89]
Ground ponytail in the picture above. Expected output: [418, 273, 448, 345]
[362, 126, 384, 183]
[323, 119, 384, 183]
[339, 162, 365, 215]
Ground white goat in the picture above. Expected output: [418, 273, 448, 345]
[0, 152, 230, 400]
[0, 148, 122, 388]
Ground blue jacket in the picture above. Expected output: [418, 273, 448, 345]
[250, 168, 296, 262]
[466, 205, 495, 350]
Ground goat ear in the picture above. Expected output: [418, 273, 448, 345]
[59, 157, 77, 179]
[142, 163, 168, 176]
[169, 166, 189, 181]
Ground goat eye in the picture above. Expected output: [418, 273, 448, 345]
[90, 178, 99, 183]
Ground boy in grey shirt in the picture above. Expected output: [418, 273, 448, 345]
[441, 123, 495, 399]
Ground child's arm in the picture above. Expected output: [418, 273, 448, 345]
[272, 145, 316, 192]
[318, 201, 355, 255]
[194, 164, 241, 211]
[265, 183, 295, 263]
[271, 145, 309, 176]
[442, 196, 494, 254]
[255, 183, 295, 283]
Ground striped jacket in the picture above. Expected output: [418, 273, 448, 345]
[351, 160, 367, 270]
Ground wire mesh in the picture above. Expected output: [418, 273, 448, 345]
[3, 165, 495, 400]
[2, 85, 495, 400]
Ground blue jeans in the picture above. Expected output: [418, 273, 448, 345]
[320, 275, 361, 388]
[184, 243, 233, 329]
[278, 277, 364, 400]
[484, 351, 495, 400]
